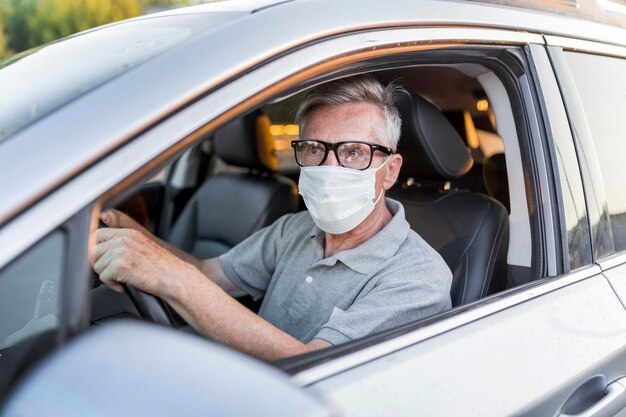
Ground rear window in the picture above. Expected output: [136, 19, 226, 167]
[564, 51, 626, 254]
[0, 12, 241, 143]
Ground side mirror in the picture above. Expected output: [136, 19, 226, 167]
[1, 322, 334, 417]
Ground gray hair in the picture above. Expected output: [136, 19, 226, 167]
[295, 75, 405, 152]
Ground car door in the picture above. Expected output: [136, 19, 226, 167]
[289, 35, 626, 417]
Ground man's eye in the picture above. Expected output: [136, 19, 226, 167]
[300, 143, 321, 154]
[343, 147, 365, 159]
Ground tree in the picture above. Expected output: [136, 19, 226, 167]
[0, 26, 12, 60]
[2, 0, 143, 54]
[0, 3, 13, 58]
[3, 0, 39, 53]
[0, 0, 218, 58]
[26, 0, 143, 48]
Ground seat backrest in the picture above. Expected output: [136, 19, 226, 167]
[167, 112, 299, 259]
[482, 152, 510, 212]
[389, 92, 509, 306]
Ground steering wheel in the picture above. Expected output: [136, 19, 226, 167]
[122, 284, 175, 327]
[94, 220, 175, 327]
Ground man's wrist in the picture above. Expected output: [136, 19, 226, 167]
[159, 262, 202, 303]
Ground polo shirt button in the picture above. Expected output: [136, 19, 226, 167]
[305, 276, 313, 283]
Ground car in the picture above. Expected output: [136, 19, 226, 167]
[1, 0, 626, 415]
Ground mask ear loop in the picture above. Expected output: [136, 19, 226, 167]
[373, 188, 385, 206]
[373, 154, 392, 172]
[372, 155, 392, 205]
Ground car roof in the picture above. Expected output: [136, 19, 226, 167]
[1, 0, 626, 226]
[148, 0, 293, 14]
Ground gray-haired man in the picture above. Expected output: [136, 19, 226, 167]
[91, 75, 452, 361]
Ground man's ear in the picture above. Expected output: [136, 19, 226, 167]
[383, 154, 403, 190]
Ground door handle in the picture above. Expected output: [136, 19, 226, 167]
[560, 377, 626, 417]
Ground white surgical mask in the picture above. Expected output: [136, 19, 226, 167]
[298, 157, 390, 234]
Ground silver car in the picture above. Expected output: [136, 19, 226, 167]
[2, 0, 626, 416]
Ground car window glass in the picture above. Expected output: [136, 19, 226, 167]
[0, 231, 65, 397]
[0, 13, 242, 143]
[564, 52, 626, 254]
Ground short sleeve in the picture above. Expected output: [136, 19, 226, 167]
[219, 213, 293, 300]
[313, 258, 452, 345]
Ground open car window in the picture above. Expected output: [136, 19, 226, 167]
[103, 49, 543, 360]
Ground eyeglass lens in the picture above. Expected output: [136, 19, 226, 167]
[294, 141, 372, 170]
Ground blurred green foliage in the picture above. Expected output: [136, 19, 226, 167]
[0, 0, 190, 59]
[0, 26, 10, 59]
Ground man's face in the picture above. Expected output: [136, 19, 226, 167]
[303, 102, 403, 199]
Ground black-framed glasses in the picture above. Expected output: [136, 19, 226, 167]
[291, 139, 393, 170]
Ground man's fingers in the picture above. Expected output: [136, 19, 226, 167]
[101, 208, 140, 230]
[92, 237, 121, 262]
[89, 228, 119, 266]
[94, 227, 126, 243]
[92, 246, 114, 275]
[98, 267, 125, 293]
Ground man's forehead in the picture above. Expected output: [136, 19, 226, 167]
[304, 102, 385, 142]
[308, 101, 382, 118]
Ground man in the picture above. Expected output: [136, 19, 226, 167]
[91, 75, 452, 361]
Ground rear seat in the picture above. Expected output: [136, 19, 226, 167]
[167, 111, 299, 259]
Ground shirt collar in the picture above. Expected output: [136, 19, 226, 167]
[308, 198, 410, 275]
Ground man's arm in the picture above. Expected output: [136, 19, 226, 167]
[166, 268, 332, 360]
[100, 209, 245, 297]
[90, 225, 331, 360]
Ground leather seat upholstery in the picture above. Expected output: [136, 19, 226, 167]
[167, 111, 299, 259]
[482, 153, 510, 212]
[389, 93, 509, 306]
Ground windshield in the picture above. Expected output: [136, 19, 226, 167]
[0, 13, 241, 142]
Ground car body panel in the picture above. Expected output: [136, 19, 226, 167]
[307, 272, 626, 416]
[601, 254, 626, 311]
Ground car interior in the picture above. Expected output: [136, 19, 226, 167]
[89, 60, 538, 337]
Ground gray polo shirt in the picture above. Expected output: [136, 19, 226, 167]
[219, 198, 452, 345]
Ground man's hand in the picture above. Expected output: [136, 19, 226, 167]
[100, 208, 150, 237]
[90, 222, 196, 298]
[94, 209, 244, 297]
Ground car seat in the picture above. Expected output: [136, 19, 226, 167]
[389, 92, 509, 306]
[166, 111, 299, 259]
[482, 153, 510, 213]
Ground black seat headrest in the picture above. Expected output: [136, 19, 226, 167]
[396, 92, 473, 180]
[213, 111, 274, 172]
